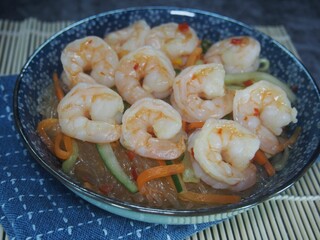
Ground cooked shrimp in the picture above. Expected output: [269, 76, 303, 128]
[61, 36, 119, 88]
[120, 98, 186, 160]
[233, 80, 298, 155]
[57, 83, 124, 143]
[204, 36, 261, 74]
[145, 22, 199, 64]
[188, 119, 260, 191]
[171, 63, 234, 122]
[104, 20, 151, 59]
[115, 46, 176, 105]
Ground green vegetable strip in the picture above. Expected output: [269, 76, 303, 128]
[257, 58, 270, 72]
[165, 160, 184, 193]
[225, 71, 297, 103]
[97, 143, 138, 193]
[62, 141, 79, 173]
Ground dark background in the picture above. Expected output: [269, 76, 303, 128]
[0, 0, 319, 86]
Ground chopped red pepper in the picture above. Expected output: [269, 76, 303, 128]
[130, 167, 138, 181]
[178, 22, 189, 33]
[133, 63, 139, 70]
[190, 148, 195, 158]
[253, 108, 260, 116]
[290, 85, 298, 93]
[99, 184, 113, 194]
[230, 38, 244, 45]
[243, 79, 254, 87]
[126, 150, 135, 161]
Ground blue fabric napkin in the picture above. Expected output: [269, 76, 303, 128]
[0, 75, 219, 240]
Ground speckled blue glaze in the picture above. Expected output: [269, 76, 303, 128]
[14, 7, 320, 224]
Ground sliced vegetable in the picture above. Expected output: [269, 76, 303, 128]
[52, 72, 65, 101]
[185, 47, 202, 67]
[36, 118, 59, 153]
[178, 191, 241, 204]
[281, 126, 301, 150]
[200, 39, 212, 54]
[165, 160, 184, 193]
[137, 163, 185, 194]
[181, 152, 200, 183]
[257, 58, 270, 72]
[97, 143, 138, 193]
[186, 121, 205, 133]
[225, 72, 296, 103]
[271, 147, 290, 171]
[54, 132, 73, 160]
[62, 140, 79, 173]
[252, 150, 276, 176]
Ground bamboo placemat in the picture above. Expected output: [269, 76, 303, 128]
[0, 18, 319, 240]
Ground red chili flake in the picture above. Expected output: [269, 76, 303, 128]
[178, 22, 189, 33]
[126, 150, 135, 161]
[130, 167, 138, 181]
[217, 128, 222, 134]
[230, 38, 244, 45]
[99, 184, 113, 194]
[243, 79, 254, 87]
[290, 85, 298, 93]
[133, 63, 139, 70]
[191, 148, 195, 158]
[253, 108, 260, 116]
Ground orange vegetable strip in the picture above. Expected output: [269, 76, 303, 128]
[178, 191, 241, 204]
[53, 72, 64, 101]
[36, 118, 59, 153]
[181, 120, 188, 132]
[187, 121, 205, 132]
[137, 163, 185, 194]
[253, 150, 275, 176]
[54, 132, 73, 160]
[185, 47, 202, 67]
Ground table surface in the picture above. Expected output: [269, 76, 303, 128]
[0, 1, 319, 239]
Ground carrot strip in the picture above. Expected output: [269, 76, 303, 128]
[54, 132, 73, 160]
[253, 150, 275, 176]
[53, 72, 64, 101]
[36, 118, 59, 153]
[185, 47, 202, 67]
[181, 120, 188, 132]
[137, 163, 185, 194]
[178, 191, 241, 204]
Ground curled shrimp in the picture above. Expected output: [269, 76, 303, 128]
[57, 83, 124, 143]
[233, 80, 298, 155]
[204, 36, 261, 74]
[61, 36, 119, 88]
[104, 20, 151, 59]
[188, 119, 260, 191]
[171, 63, 234, 122]
[145, 22, 199, 63]
[120, 98, 186, 160]
[115, 46, 176, 105]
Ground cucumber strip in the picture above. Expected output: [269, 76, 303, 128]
[96, 143, 138, 193]
[225, 71, 296, 103]
[62, 141, 79, 174]
[165, 160, 184, 193]
[181, 152, 200, 183]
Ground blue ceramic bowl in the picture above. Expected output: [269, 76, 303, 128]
[13, 7, 320, 224]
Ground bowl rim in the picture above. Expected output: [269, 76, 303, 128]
[13, 6, 320, 218]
